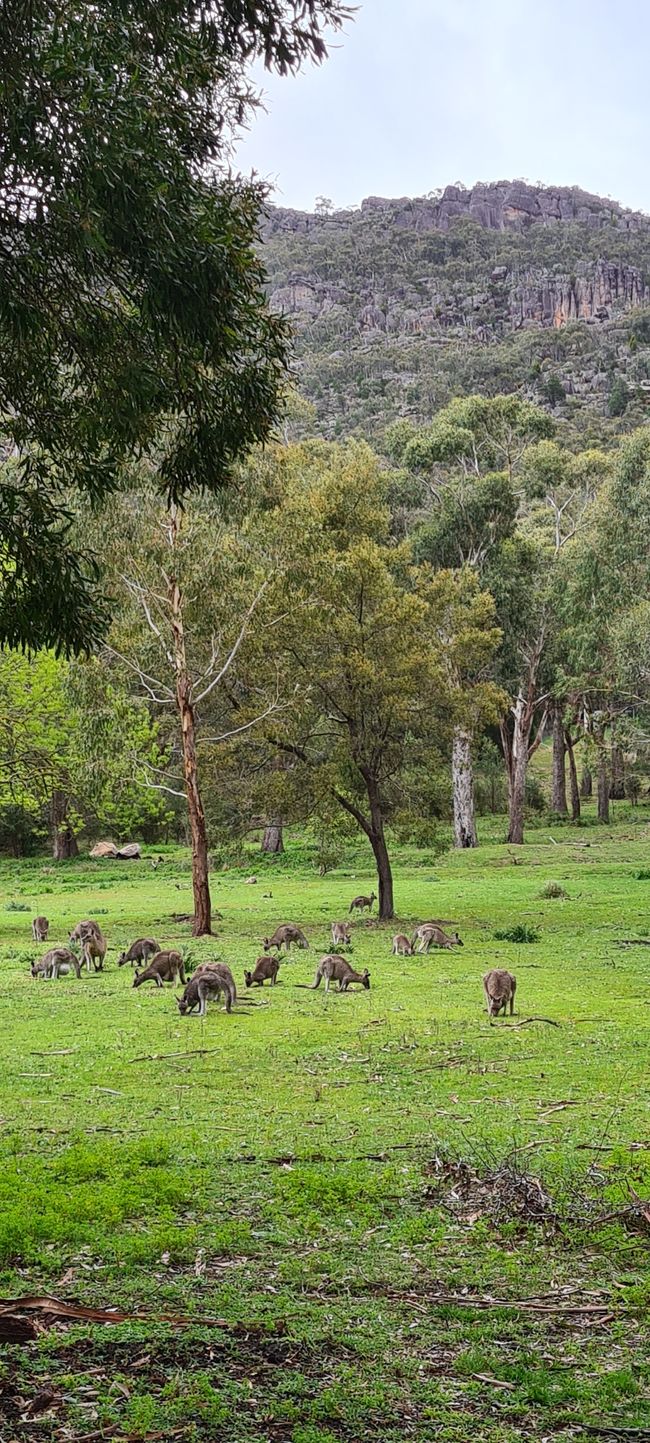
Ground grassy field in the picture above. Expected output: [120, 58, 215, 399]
[2, 803, 650, 1440]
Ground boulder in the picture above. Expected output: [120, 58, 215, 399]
[89, 841, 118, 859]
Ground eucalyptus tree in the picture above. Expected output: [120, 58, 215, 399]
[388, 395, 552, 847]
[233, 440, 503, 917]
[0, 0, 348, 652]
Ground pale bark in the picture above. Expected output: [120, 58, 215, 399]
[596, 736, 610, 824]
[564, 730, 581, 823]
[550, 704, 568, 815]
[261, 820, 284, 853]
[580, 766, 592, 799]
[452, 727, 478, 848]
[168, 507, 212, 936]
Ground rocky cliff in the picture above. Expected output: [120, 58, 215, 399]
[261, 182, 650, 440]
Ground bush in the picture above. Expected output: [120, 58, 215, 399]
[493, 924, 541, 943]
[539, 881, 569, 899]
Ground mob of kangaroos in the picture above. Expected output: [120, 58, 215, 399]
[27, 873, 529, 1026]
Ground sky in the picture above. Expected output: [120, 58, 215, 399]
[235, 0, 650, 215]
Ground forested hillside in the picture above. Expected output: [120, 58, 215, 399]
[263, 180, 650, 442]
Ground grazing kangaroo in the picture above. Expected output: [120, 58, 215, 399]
[132, 950, 186, 989]
[177, 963, 237, 1016]
[32, 947, 81, 980]
[392, 933, 414, 956]
[263, 924, 309, 953]
[414, 924, 463, 953]
[331, 921, 352, 948]
[300, 954, 370, 992]
[69, 919, 107, 972]
[244, 955, 280, 987]
[349, 892, 376, 914]
[118, 937, 160, 968]
[483, 969, 516, 1018]
[32, 916, 49, 943]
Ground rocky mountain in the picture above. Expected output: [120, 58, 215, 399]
[261, 182, 650, 443]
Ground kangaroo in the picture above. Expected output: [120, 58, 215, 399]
[301, 954, 370, 992]
[414, 924, 463, 953]
[483, 968, 516, 1018]
[132, 950, 186, 989]
[32, 916, 49, 943]
[118, 937, 160, 968]
[331, 921, 352, 948]
[69, 919, 107, 972]
[244, 955, 280, 987]
[349, 892, 376, 914]
[177, 963, 237, 1016]
[263, 924, 309, 953]
[32, 947, 81, 980]
[392, 933, 414, 956]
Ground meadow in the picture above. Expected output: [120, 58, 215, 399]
[2, 803, 650, 1441]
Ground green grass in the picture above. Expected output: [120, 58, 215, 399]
[2, 804, 650, 1439]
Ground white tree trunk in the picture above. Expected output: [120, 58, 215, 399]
[452, 727, 478, 849]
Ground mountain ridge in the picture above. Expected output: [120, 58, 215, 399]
[261, 180, 650, 442]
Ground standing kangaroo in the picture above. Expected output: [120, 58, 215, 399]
[483, 968, 516, 1018]
[118, 937, 160, 968]
[331, 921, 353, 948]
[177, 963, 237, 1016]
[263, 924, 309, 953]
[301, 955, 371, 992]
[392, 933, 414, 956]
[70, 920, 107, 972]
[132, 950, 186, 989]
[244, 955, 280, 987]
[32, 916, 49, 943]
[349, 892, 376, 914]
[414, 925, 463, 953]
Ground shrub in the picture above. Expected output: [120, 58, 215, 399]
[493, 924, 541, 943]
[539, 881, 568, 899]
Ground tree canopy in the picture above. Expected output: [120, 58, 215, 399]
[0, 0, 348, 652]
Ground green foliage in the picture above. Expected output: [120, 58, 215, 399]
[0, 649, 172, 852]
[493, 923, 541, 942]
[0, 0, 348, 651]
[608, 375, 630, 416]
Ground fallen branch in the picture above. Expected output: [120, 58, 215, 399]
[618, 939, 650, 947]
[129, 1049, 223, 1063]
[495, 1016, 560, 1028]
[0, 1294, 236, 1332]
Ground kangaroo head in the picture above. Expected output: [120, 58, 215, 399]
[453, 933, 463, 946]
[132, 972, 143, 988]
[176, 993, 189, 1014]
[118, 952, 127, 967]
[362, 969, 370, 988]
[244, 971, 252, 987]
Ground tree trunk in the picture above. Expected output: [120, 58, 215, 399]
[366, 773, 394, 920]
[452, 727, 478, 848]
[261, 820, 284, 853]
[51, 790, 79, 860]
[596, 738, 610, 825]
[609, 744, 625, 800]
[550, 705, 567, 815]
[501, 693, 533, 846]
[168, 506, 212, 937]
[580, 766, 592, 798]
[369, 826, 394, 921]
[564, 730, 581, 823]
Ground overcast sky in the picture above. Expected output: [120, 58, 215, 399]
[235, 0, 649, 215]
